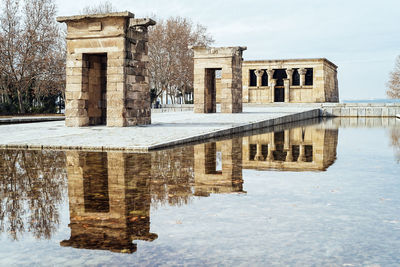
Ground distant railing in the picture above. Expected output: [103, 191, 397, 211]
[151, 104, 194, 113]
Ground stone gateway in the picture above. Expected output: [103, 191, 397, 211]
[57, 12, 155, 127]
[192, 46, 247, 113]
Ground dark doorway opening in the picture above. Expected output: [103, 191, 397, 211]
[273, 69, 287, 87]
[249, 70, 257, 86]
[83, 152, 110, 213]
[273, 131, 287, 161]
[205, 68, 221, 113]
[261, 71, 268, 86]
[274, 87, 284, 102]
[292, 69, 300, 86]
[305, 68, 313, 85]
[249, 144, 257, 160]
[273, 69, 286, 102]
[84, 53, 107, 125]
[204, 142, 222, 174]
[305, 145, 313, 162]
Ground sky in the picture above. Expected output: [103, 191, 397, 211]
[55, 0, 400, 100]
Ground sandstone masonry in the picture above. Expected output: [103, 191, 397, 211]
[57, 12, 155, 127]
[241, 58, 338, 104]
[192, 46, 247, 113]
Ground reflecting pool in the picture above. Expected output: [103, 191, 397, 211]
[0, 118, 399, 266]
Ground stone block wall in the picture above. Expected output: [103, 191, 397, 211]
[58, 13, 154, 127]
[320, 103, 400, 118]
[242, 58, 338, 104]
[323, 62, 339, 102]
[125, 20, 153, 125]
[192, 46, 246, 113]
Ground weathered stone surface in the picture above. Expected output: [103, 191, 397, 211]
[0, 107, 321, 151]
[58, 12, 154, 127]
[61, 151, 156, 253]
[192, 46, 246, 114]
[242, 126, 338, 171]
[242, 58, 338, 104]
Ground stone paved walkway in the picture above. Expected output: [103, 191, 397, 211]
[0, 107, 319, 152]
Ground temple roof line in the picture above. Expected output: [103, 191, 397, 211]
[244, 58, 337, 68]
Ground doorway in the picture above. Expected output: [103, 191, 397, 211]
[204, 68, 221, 113]
[84, 53, 107, 125]
[83, 152, 109, 213]
[274, 87, 284, 102]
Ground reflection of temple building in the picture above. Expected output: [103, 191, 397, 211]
[61, 152, 157, 254]
[194, 138, 244, 196]
[243, 127, 338, 171]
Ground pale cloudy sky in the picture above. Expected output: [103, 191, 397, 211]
[56, 0, 400, 100]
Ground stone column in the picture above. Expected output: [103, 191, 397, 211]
[284, 79, 290, 102]
[266, 134, 275, 161]
[270, 133, 276, 150]
[285, 148, 293, 162]
[270, 79, 276, 103]
[266, 144, 274, 161]
[285, 68, 293, 103]
[254, 143, 264, 161]
[255, 69, 264, 87]
[266, 69, 274, 87]
[284, 130, 290, 150]
[298, 144, 305, 162]
[285, 68, 293, 85]
[299, 68, 307, 87]
[284, 130, 292, 161]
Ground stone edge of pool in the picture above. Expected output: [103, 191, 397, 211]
[0, 116, 65, 124]
[0, 109, 320, 153]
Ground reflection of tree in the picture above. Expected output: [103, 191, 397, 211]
[0, 150, 67, 240]
[150, 146, 195, 207]
[390, 128, 400, 163]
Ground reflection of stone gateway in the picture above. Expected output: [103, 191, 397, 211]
[62, 152, 157, 254]
[194, 138, 244, 195]
[57, 12, 155, 127]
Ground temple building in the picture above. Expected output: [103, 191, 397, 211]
[242, 58, 338, 103]
[217, 58, 338, 104]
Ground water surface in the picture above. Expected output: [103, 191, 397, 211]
[0, 118, 399, 266]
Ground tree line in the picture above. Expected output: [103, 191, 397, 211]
[387, 55, 400, 99]
[0, 0, 65, 115]
[0, 0, 213, 115]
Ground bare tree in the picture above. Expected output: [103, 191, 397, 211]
[0, 149, 67, 240]
[148, 17, 214, 104]
[80, 1, 116, 15]
[386, 55, 400, 99]
[0, 0, 64, 114]
[389, 128, 400, 163]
